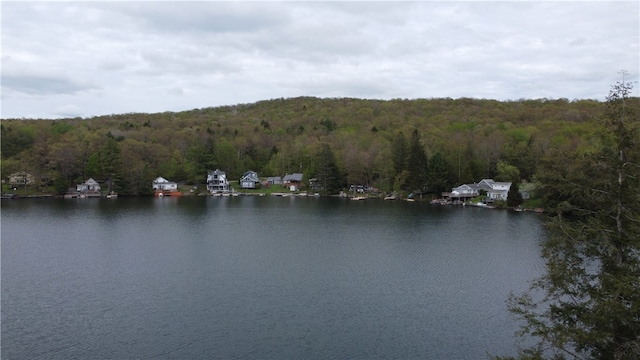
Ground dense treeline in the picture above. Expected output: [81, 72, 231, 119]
[1, 96, 638, 196]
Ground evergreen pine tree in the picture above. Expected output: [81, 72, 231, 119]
[406, 128, 428, 193]
[427, 152, 452, 194]
[501, 79, 640, 359]
[506, 182, 523, 208]
[315, 143, 342, 195]
[391, 131, 408, 176]
[100, 136, 123, 194]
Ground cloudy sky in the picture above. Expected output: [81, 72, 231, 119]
[2, 1, 638, 119]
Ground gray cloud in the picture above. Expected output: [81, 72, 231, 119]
[1, 1, 638, 119]
[2, 74, 98, 96]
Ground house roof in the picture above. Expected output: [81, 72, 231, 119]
[267, 176, 282, 181]
[154, 176, 169, 183]
[85, 178, 99, 185]
[451, 179, 512, 193]
[283, 173, 303, 182]
[241, 172, 260, 182]
[208, 169, 226, 176]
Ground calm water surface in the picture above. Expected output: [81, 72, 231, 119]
[2, 196, 545, 359]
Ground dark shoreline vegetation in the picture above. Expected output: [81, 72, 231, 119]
[2, 96, 638, 201]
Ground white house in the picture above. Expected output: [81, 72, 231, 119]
[207, 169, 229, 193]
[487, 181, 512, 201]
[444, 179, 512, 202]
[153, 177, 178, 191]
[76, 178, 101, 193]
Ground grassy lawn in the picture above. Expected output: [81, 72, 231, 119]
[522, 197, 544, 209]
[2, 183, 54, 196]
[238, 184, 292, 195]
[178, 181, 294, 195]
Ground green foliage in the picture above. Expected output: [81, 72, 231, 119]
[1, 95, 638, 198]
[185, 141, 215, 183]
[84, 152, 101, 178]
[496, 160, 521, 183]
[50, 122, 74, 134]
[1, 124, 35, 159]
[320, 118, 337, 133]
[391, 131, 408, 175]
[503, 81, 640, 359]
[426, 152, 451, 194]
[99, 137, 123, 193]
[314, 143, 342, 195]
[447, 121, 477, 132]
[52, 172, 70, 195]
[405, 128, 428, 192]
[507, 128, 530, 143]
[506, 182, 523, 207]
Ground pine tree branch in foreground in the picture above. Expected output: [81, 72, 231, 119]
[496, 80, 640, 360]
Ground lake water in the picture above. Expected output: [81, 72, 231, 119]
[1, 196, 545, 359]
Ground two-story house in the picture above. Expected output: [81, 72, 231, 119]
[240, 171, 260, 189]
[207, 169, 229, 193]
[443, 179, 512, 202]
[283, 173, 303, 191]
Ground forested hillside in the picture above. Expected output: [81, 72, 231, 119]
[2, 96, 638, 196]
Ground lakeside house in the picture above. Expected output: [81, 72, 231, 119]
[265, 176, 282, 187]
[479, 179, 512, 201]
[8, 171, 35, 186]
[207, 169, 229, 194]
[153, 176, 181, 196]
[77, 178, 101, 194]
[441, 183, 481, 202]
[442, 178, 512, 203]
[283, 173, 303, 191]
[309, 178, 323, 192]
[240, 171, 260, 189]
[64, 178, 102, 198]
[349, 184, 370, 193]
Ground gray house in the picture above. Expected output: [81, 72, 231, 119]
[266, 176, 282, 186]
[442, 183, 480, 202]
[240, 171, 260, 189]
[443, 178, 512, 202]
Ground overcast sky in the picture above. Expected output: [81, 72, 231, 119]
[1, 1, 638, 119]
